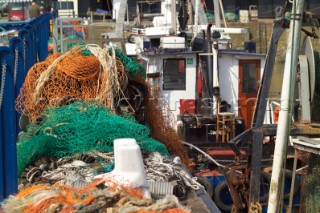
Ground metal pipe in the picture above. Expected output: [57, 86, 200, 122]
[193, 0, 199, 38]
[213, 0, 221, 27]
[218, 0, 227, 28]
[212, 44, 219, 115]
[288, 149, 298, 213]
[267, 0, 304, 212]
[172, 0, 177, 34]
[181, 141, 225, 168]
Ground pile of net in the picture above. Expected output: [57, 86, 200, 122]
[19, 152, 115, 189]
[16, 45, 133, 121]
[2, 179, 190, 213]
[15, 44, 189, 174]
[304, 154, 320, 213]
[17, 101, 168, 176]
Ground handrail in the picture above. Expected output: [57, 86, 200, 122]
[0, 13, 51, 202]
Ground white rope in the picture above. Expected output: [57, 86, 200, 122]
[144, 152, 204, 190]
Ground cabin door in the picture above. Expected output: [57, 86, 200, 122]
[238, 60, 260, 129]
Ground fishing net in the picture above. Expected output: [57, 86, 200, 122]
[305, 154, 320, 213]
[15, 44, 189, 175]
[134, 78, 190, 165]
[17, 101, 168, 176]
[57, 50, 100, 80]
[16, 45, 125, 121]
[2, 179, 189, 213]
[112, 46, 146, 78]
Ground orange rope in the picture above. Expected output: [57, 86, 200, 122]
[162, 208, 189, 213]
[16, 184, 49, 199]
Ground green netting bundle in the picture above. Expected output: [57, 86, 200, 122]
[305, 154, 320, 213]
[111, 47, 146, 78]
[17, 101, 168, 176]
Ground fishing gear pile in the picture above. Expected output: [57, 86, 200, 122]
[19, 152, 115, 189]
[16, 45, 128, 121]
[136, 78, 190, 165]
[15, 44, 189, 166]
[2, 178, 190, 213]
[6, 44, 194, 212]
[17, 101, 168, 176]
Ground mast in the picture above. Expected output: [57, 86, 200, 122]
[267, 0, 305, 212]
[172, 0, 177, 34]
[213, 0, 221, 27]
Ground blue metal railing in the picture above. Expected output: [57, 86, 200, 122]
[0, 13, 51, 202]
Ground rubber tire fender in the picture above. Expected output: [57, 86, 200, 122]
[283, 169, 301, 199]
[196, 176, 214, 198]
[213, 181, 232, 212]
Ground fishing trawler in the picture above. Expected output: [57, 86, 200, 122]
[120, 0, 320, 212]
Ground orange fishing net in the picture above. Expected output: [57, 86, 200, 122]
[134, 78, 190, 165]
[57, 50, 100, 80]
[8, 179, 144, 213]
[15, 46, 124, 121]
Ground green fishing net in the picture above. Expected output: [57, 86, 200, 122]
[17, 101, 168, 176]
[111, 47, 146, 78]
[305, 154, 320, 213]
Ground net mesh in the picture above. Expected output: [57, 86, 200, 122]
[15, 44, 189, 175]
[133, 78, 190, 165]
[16, 45, 126, 121]
[112, 47, 146, 78]
[17, 101, 168, 176]
[305, 154, 320, 213]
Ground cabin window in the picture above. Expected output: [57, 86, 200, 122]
[242, 63, 258, 93]
[163, 59, 186, 90]
[56, 2, 74, 10]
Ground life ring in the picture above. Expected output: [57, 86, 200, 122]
[196, 176, 214, 198]
[213, 181, 232, 212]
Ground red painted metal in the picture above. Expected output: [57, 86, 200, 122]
[207, 149, 247, 157]
[180, 99, 196, 114]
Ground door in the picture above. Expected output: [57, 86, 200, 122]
[239, 60, 260, 129]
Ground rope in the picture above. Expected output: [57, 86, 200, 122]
[144, 152, 203, 191]
[0, 63, 7, 110]
[33, 46, 81, 103]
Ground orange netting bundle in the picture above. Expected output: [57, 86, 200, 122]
[134, 78, 190, 165]
[16, 45, 124, 121]
[57, 50, 100, 80]
[2, 179, 190, 213]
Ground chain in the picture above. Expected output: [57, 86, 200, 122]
[14, 48, 19, 86]
[23, 39, 26, 72]
[249, 202, 262, 213]
[0, 63, 7, 110]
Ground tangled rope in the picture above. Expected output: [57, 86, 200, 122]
[2, 179, 190, 213]
[20, 152, 115, 189]
[144, 152, 203, 191]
